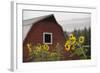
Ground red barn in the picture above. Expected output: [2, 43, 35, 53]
[23, 14, 66, 62]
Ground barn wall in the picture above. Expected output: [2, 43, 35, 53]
[23, 16, 66, 62]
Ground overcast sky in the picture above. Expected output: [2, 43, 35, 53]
[23, 10, 91, 32]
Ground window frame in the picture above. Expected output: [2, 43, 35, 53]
[43, 32, 53, 44]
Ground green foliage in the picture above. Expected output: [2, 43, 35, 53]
[74, 48, 83, 56]
[28, 43, 63, 62]
[32, 44, 49, 61]
[48, 52, 61, 61]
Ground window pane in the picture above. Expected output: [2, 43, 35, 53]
[45, 34, 51, 43]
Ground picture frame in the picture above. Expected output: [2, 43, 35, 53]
[11, 1, 97, 71]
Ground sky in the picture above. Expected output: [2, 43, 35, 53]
[23, 10, 91, 32]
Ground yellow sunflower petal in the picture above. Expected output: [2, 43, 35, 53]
[65, 44, 71, 51]
[79, 36, 85, 44]
[69, 34, 74, 39]
[70, 36, 76, 45]
[71, 45, 75, 50]
[27, 43, 32, 53]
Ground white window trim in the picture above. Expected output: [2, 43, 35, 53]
[43, 32, 53, 44]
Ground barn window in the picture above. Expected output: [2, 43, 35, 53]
[43, 32, 52, 44]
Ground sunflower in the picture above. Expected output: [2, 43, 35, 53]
[35, 46, 41, 52]
[27, 43, 32, 53]
[69, 34, 74, 39]
[65, 41, 70, 46]
[43, 44, 49, 51]
[70, 36, 76, 45]
[65, 44, 71, 51]
[79, 36, 85, 44]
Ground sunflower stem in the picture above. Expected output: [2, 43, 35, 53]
[78, 44, 87, 59]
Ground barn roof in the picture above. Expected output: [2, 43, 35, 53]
[23, 14, 61, 40]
